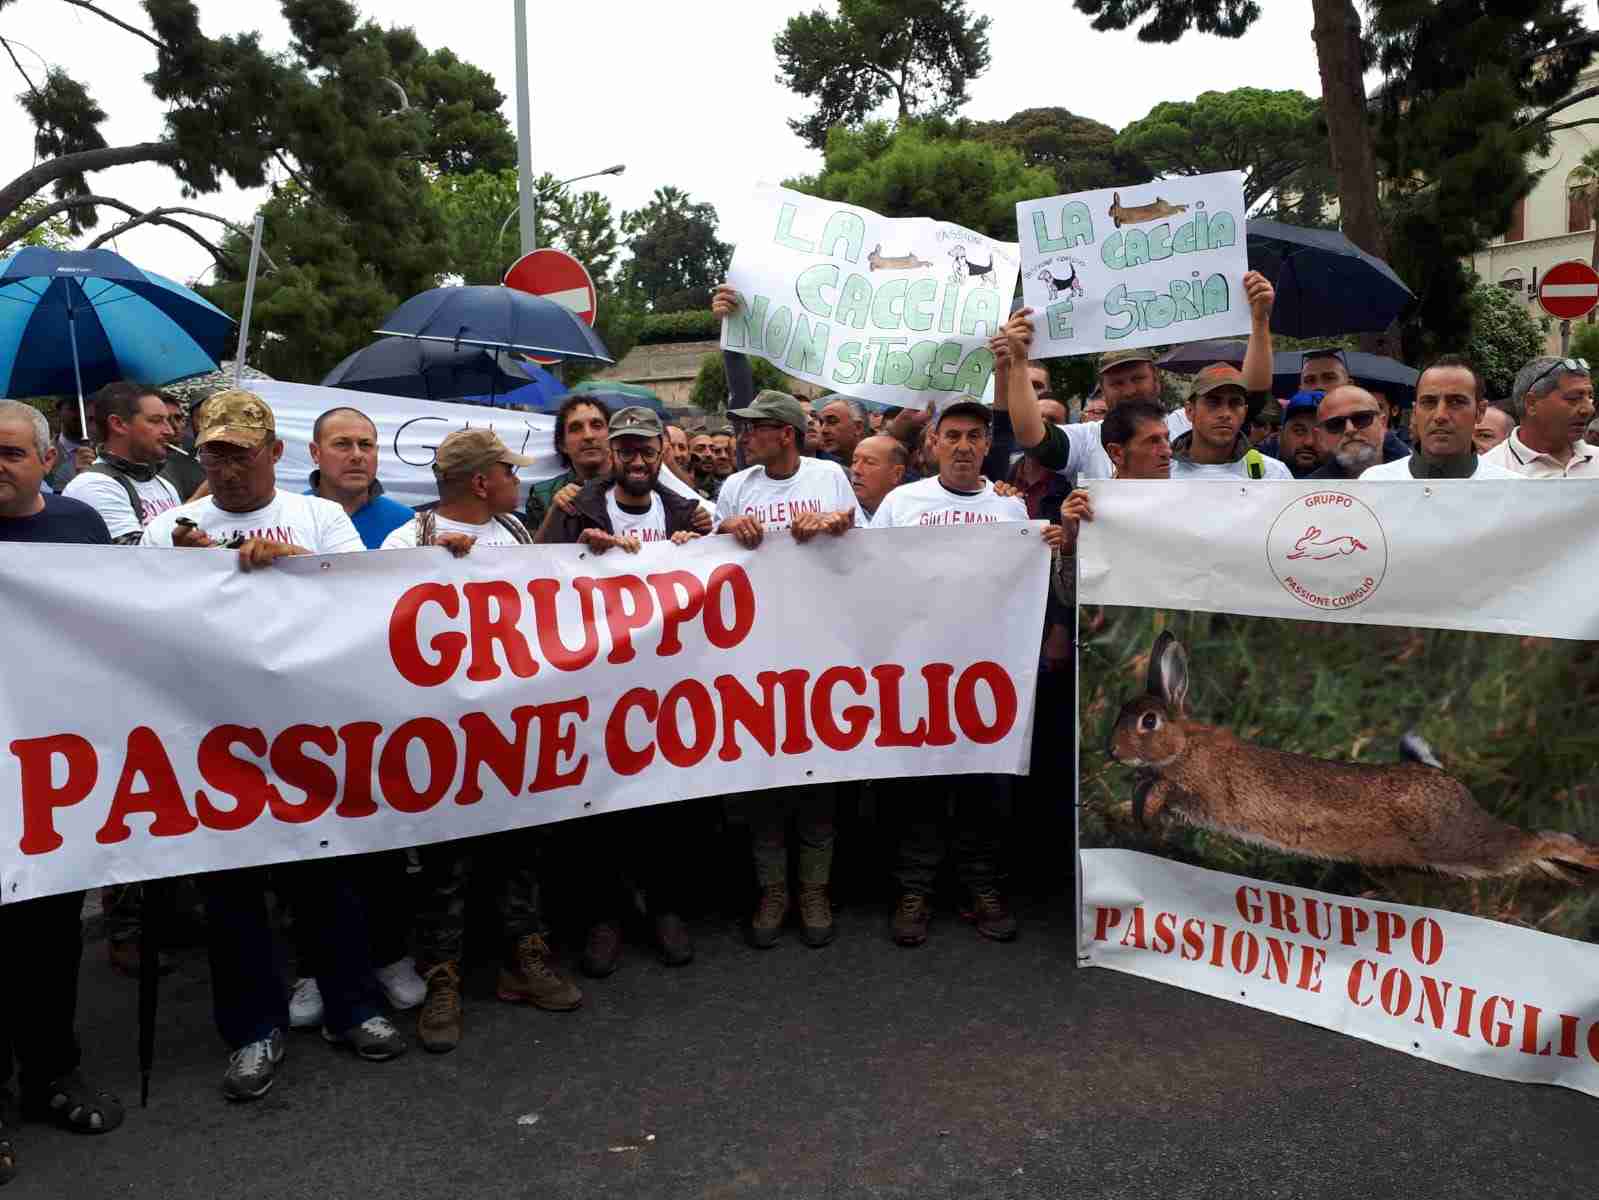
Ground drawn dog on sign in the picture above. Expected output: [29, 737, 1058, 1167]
[1286, 526, 1369, 562]
[1107, 191, 1189, 229]
[867, 244, 932, 272]
[1036, 265, 1084, 301]
[1107, 632, 1599, 883]
[947, 244, 995, 287]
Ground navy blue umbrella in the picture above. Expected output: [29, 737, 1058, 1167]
[459, 358, 569, 410]
[375, 285, 613, 363]
[1155, 339, 1248, 373]
[1272, 350, 1419, 406]
[322, 337, 549, 402]
[0, 248, 234, 420]
[1246, 220, 1415, 338]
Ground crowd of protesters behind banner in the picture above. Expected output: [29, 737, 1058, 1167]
[0, 265, 1594, 1188]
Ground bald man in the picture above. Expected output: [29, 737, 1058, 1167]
[1473, 405, 1514, 456]
[1307, 385, 1392, 480]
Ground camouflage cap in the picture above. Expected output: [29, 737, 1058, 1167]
[1097, 347, 1157, 374]
[608, 406, 664, 441]
[432, 428, 537, 479]
[1191, 363, 1248, 398]
[195, 389, 276, 449]
[728, 389, 807, 436]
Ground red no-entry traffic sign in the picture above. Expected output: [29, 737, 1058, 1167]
[1537, 259, 1599, 322]
[504, 248, 598, 364]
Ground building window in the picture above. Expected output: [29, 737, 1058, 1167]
[1498, 269, 1525, 295]
[1569, 176, 1594, 234]
[1504, 195, 1525, 243]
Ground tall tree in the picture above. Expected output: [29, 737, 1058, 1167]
[966, 107, 1144, 195]
[432, 168, 621, 287]
[786, 119, 1059, 241]
[1115, 89, 1333, 217]
[775, 0, 992, 149]
[619, 187, 732, 314]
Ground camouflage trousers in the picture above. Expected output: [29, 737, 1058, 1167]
[746, 784, 836, 888]
[414, 834, 545, 971]
[890, 774, 1011, 897]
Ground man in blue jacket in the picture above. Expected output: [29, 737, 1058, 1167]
[305, 406, 414, 548]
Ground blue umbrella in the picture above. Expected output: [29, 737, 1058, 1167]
[375, 285, 613, 364]
[1246, 220, 1415, 338]
[0, 248, 234, 415]
[460, 357, 569, 410]
[1272, 350, 1419, 407]
[322, 337, 549, 402]
[567, 380, 666, 414]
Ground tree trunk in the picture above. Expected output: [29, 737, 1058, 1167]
[1310, 0, 1386, 260]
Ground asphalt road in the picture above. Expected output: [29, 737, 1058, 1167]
[11, 895, 1596, 1200]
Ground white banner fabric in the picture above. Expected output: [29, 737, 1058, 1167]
[721, 187, 1019, 410]
[1076, 479, 1599, 640]
[0, 526, 1047, 902]
[1081, 849, 1599, 1099]
[1016, 171, 1250, 360]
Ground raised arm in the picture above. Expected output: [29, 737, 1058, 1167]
[712, 284, 756, 410]
[1241, 271, 1275, 396]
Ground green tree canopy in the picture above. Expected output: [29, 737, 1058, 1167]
[431, 168, 621, 288]
[619, 187, 732, 314]
[964, 107, 1142, 196]
[774, 0, 991, 149]
[688, 350, 794, 413]
[1467, 281, 1551, 404]
[785, 119, 1059, 241]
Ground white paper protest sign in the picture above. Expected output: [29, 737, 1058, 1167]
[721, 187, 1019, 410]
[1016, 171, 1250, 360]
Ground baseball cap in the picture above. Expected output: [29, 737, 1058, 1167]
[432, 428, 537, 479]
[936, 399, 993, 428]
[1283, 389, 1325, 419]
[1191, 363, 1248, 398]
[728, 389, 807, 436]
[1098, 347, 1156, 375]
[608, 406, 664, 440]
[195, 389, 276, 449]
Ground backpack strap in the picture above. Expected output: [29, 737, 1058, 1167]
[1244, 448, 1265, 480]
[85, 463, 148, 527]
[494, 513, 533, 544]
[416, 509, 437, 547]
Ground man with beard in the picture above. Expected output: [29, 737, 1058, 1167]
[1480, 356, 1598, 478]
[1361, 356, 1518, 479]
[1307, 386, 1391, 480]
[1170, 365, 1292, 480]
[526, 396, 611, 532]
[539, 407, 707, 972]
[1272, 391, 1326, 477]
[63, 382, 181, 543]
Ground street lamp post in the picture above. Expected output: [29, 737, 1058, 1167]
[496, 165, 626, 255]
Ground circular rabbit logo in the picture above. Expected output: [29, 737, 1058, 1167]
[1266, 492, 1388, 611]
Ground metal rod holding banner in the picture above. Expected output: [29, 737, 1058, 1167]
[513, 0, 535, 258]
[1073, 550, 1085, 968]
[232, 215, 265, 388]
[1561, 319, 1571, 356]
[67, 289, 88, 442]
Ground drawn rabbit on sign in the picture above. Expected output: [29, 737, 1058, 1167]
[1106, 632, 1599, 883]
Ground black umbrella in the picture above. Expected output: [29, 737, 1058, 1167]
[322, 337, 541, 402]
[375, 285, 613, 363]
[1155, 339, 1248, 373]
[1272, 350, 1420, 406]
[1246, 220, 1415, 338]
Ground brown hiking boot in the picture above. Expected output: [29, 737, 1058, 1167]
[892, 893, 932, 947]
[497, 934, 582, 1012]
[417, 962, 464, 1054]
[798, 883, 835, 948]
[747, 884, 788, 949]
[581, 921, 622, 978]
[970, 887, 1018, 942]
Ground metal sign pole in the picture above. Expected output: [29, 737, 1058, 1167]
[513, 0, 536, 259]
[232, 215, 265, 388]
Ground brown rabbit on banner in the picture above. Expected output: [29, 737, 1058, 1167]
[1106, 632, 1599, 883]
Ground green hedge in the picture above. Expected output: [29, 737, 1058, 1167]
[636, 309, 720, 344]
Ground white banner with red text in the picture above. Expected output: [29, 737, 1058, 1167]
[0, 525, 1047, 902]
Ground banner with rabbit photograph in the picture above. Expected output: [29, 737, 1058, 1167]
[1076, 481, 1599, 1100]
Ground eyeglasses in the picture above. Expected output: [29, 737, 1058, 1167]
[1319, 410, 1380, 435]
[1525, 357, 1590, 392]
[612, 444, 660, 462]
[197, 441, 269, 467]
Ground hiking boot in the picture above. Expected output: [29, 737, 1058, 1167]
[417, 962, 463, 1054]
[970, 887, 1018, 942]
[322, 1016, 407, 1062]
[798, 883, 835, 948]
[498, 934, 583, 1012]
[221, 1030, 285, 1102]
[892, 893, 932, 947]
[581, 921, 622, 978]
[288, 977, 323, 1029]
[654, 913, 694, 967]
[374, 957, 426, 1010]
[747, 884, 788, 949]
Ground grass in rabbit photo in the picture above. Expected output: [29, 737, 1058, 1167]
[1078, 608, 1599, 945]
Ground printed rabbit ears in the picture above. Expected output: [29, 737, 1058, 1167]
[1146, 632, 1189, 715]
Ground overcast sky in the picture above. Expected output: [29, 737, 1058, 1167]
[0, 0, 1326, 285]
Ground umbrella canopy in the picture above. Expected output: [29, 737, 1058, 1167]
[1273, 350, 1420, 406]
[322, 336, 550, 402]
[567, 379, 666, 414]
[1155, 339, 1249, 373]
[0, 247, 234, 399]
[459, 356, 569, 410]
[375, 285, 613, 364]
[1246, 220, 1414, 338]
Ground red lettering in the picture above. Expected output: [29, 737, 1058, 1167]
[1559, 1012, 1581, 1059]
[1414, 976, 1452, 1029]
[870, 665, 926, 748]
[1230, 929, 1260, 975]
[1347, 959, 1378, 1007]
[920, 663, 957, 746]
[760, 669, 814, 754]
[335, 722, 382, 818]
[658, 680, 716, 768]
[1092, 907, 1122, 942]
[1260, 936, 1293, 984]
[646, 571, 705, 657]
[1152, 911, 1176, 954]
[1411, 917, 1444, 966]
[1338, 904, 1371, 947]
[527, 578, 599, 672]
[11, 734, 97, 855]
[1480, 996, 1514, 1048]
[1375, 910, 1406, 957]
[389, 583, 465, 687]
[1302, 899, 1333, 941]
[713, 674, 778, 762]
[1378, 966, 1412, 1016]
[379, 718, 458, 814]
[606, 688, 658, 776]
[1452, 985, 1478, 1039]
[1267, 891, 1300, 935]
[586, 575, 654, 665]
[1236, 885, 1263, 924]
[462, 581, 538, 682]
[703, 564, 755, 649]
[195, 726, 271, 831]
[952, 661, 1018, 745]
[529, 698, 588, 793]
[456, 709, 539, 805]
[1295, 946, 1326, 993]
[1180, 918, 1205, 961]
[1520, 1004, 1553, 1056]
[813, 666, 871, 752]
[95, 726, 198, 844]
[1118, 907, 1147, 949]
[267, 724, 338, 824]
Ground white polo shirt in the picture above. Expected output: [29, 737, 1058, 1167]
[1478, 428, 1599, 479]
[1360, 455, 1521, 480]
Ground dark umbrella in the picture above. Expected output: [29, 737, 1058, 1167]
[1155, 339, 1248, 373]
[460, 356, 568, 410]
[1246, 220, 1415, 338]
[375, 285, 613, 363]
[322, 337, 551, 402]
[567, 380, 666, 414]
[1272, 350, 1420, 406]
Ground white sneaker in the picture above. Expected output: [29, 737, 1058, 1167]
[289, 977, 323, 1029]
[374, 957, 426, 1010]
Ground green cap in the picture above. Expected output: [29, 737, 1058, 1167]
[1191, 363, 1247, 398]
[728, 389, 807, 436]
[608, 406, 664, 440]
[1097, 347, 1157, 375]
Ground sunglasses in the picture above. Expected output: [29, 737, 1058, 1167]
[1319, 410, 1380, 435]
[1526, 357, 1590, 392]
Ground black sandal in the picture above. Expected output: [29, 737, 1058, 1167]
[21, 1072, 124, 1135]
[0, 1089, 16, 1187]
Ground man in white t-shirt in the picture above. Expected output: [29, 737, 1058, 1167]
[62, 381, 181, 543]
[1169, 364, 1294, 480]
[716, 390, 861, 546]
[1361, 356, 1521, 480]
[382, 428, 538, 553]
[141, 389, 364, 562]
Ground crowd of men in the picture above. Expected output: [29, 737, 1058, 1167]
[0, 268, 1594, 1189]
